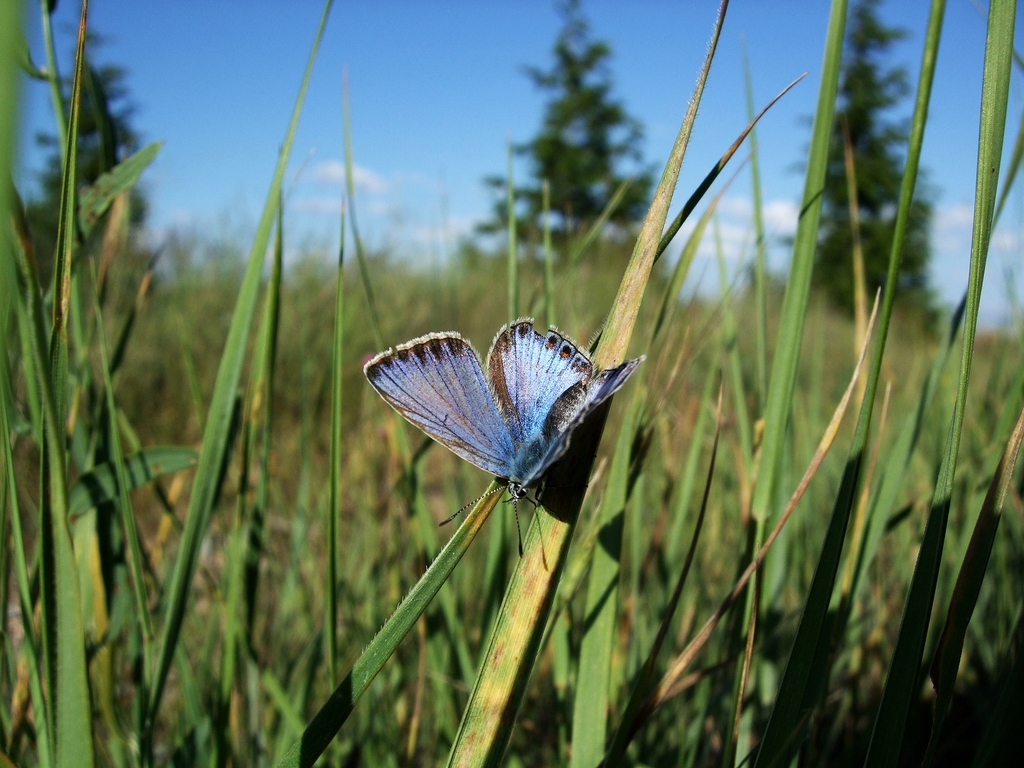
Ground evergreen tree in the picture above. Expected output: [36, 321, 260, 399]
[483, 0, 652, 246]
[815, 0, 934, 319]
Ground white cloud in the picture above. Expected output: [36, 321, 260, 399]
[763, 199, 799, 235]
[291, 195, 342, 215]
[935, 202, 975, 230]
[717, 196, 753, 218]
[310, 160, 389, 193]
[311, 159, 345, 184]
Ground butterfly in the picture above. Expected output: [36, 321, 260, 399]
[364, 318, 644, 514]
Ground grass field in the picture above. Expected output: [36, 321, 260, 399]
[2, 1, 1023, 767]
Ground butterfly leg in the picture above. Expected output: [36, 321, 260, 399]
[506, 483, 534, 556]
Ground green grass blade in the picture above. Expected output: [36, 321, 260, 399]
[34, 4, 96, 765]
[327, 194, 346, 682]
[569, 388, 641, 768]
[971, 606, 1024, 767]
[87, 257, 155, 659]
[715, 218, 754, 475]
[1, 63, 53, 755]
[343, 73, 384, 350]
[177, 312, 207, 434]
[147, 0, 334, 726]
[864, 0, 1014, 762]
[748, 0, 845, 526]
[543, 179, 554, 327]
[245, 292, 279, 637]
[849, 294, 964, 609]
[596, 0, 724, 369]
[603, 384, 722, 767]
[38, 0, 66, 156]
[653, 74, 804, 267]
[445, 7, 728, 766]
[66, 446, 197, 521]
[665, 359, 719, 567]
[77, 141, 162, 237]
[263, 669, 307, 740]
[650, 178, 730, 344]
[568, 177, 632, 267]
[755, 2, 946, 763]
[274, 487, 502, 768]
[743, 41, 769, 408]
[46, 0, 90, 440]
[925, 401, 1024, 763]
[409, 462, 477, 687]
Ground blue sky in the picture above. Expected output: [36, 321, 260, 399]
[16, 1, 1024, 324]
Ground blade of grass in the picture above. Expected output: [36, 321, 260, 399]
[217, 192, 286, 765]
[34, 4, 95, 765]
[666, 359, 719, 568]
[715, 218, 754, 477]
[38, 0, 66, 156]
[650, 172, 734, 344]
[1, 180, 53, 768]
[840, 115, 868, 391]
[343, 71, 384, 351]
[754, 0, 946, 762]
[849, 294, 965, 613]
[273, 485, 503, 768]
[653, 73, 806, 266]
[46, 0, 89, 442]
[748, 0, 845, 535]
[327, 195, 345, 681]
[568, 177, 633, 267]
[742, 40, 769, 408]
[864, 0, 1013, 761]
[77, 141, 162, 237]
[602, 382, 723, 767]
[86, 255, 154, 682]
[569, 386, 642, 768]
[147, 0, 334, 729]
[445, 5, 729, 766]
[630, 297, 878, 749]
[970, 603, 1024, 767]
[716, 220, 757, 768]
[925, 400, 1024, 763]
[67, 446, 197, 521]
[543, 179, 554, 327]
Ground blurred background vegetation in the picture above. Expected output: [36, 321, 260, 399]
[2, 0, 1023, 767]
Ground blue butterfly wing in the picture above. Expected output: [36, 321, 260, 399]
[364, 333, 515, 477]
[487, 319, 594, 446]
[516, 355, 645, 487]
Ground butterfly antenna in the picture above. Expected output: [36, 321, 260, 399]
[439, 484, 505, 527]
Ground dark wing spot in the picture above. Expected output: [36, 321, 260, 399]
[517, 323, 530, 337]
[546, 334, 558, 348]
[397, 349, 410, 362]
[560, 345, 571, 358]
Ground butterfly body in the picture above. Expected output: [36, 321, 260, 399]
[364, 319, 643, 498]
